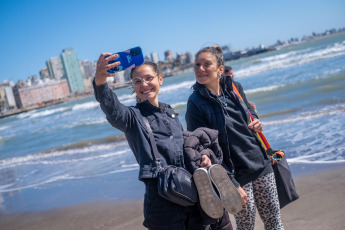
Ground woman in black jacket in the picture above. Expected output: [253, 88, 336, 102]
[94, 53, 209, 230]
[185, 46, 284, 230]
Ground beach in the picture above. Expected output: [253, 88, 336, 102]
[1, 33, 345, 229]
[1, 166, 344, 230]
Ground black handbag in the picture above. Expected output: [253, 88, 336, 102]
[271, 150, 299, 209]
[142, 117, 198, 207]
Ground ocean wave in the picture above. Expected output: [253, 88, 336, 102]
[159, 80, 195, 94]
[235, 40, 345, 78]
[62, 117, 108, 129]
[171, 102, 187, 109]
[0, 164, 139, 193]
[258, 49, 308, 63]
[288, 147, 345, 164]
[120, 97, 136, 105]
[72, 101, 99, 111]
[244, 84, 286, 94]
[26, 107, 70, 119]
[121, 163, 140, 168]
[0, 125, 9, 131]
[117, 92, 135, 101]
[22, 150, 132, 166]
[0, 142, 129, 169]
[263, 104, 345, 125]
[16, 109, 37, 119]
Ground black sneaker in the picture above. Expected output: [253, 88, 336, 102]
[193, 167, 224, 219]
[208, 164, 242, 214]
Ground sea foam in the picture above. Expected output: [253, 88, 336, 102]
[235, 40, 345, 78]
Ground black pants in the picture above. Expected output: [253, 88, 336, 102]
[209, 211, 233, 230]
[143, 179, 208, 230]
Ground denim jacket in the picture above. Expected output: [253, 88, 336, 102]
[93, 80, 185, 180]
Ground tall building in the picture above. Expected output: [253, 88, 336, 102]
[0, 83, 17, 111]
[186, 51, 194, 63]
[164, 50, 174, 62]
[144, 55, 151, 62]
[60, 49, 85, 93]
[40, 67, 50, 80]
[151, 52, 159, 64]
[176, 53, 187, 64]
[4, 86, 16, 109]
[46, 57, 65, 80]
[80, 60, 96, 79]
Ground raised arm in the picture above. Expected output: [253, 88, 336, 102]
[93, 53, 134, 132]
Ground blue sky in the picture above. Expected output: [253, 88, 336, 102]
[0, 0, 344, 83]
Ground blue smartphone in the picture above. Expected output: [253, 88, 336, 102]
[105, 46, 145, 73]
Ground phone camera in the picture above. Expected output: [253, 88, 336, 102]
[130, 47, 141, 56]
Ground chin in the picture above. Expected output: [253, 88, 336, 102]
[196, 78, 208, 85]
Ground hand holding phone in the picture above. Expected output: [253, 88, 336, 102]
[105, 46, 145, 73]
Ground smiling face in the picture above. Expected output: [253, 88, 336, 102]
[194, 52, 224, 89]
[131, 64, 163, 107]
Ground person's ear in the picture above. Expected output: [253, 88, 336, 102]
[158, 74, 163, 85]
[218, 65, 224, 75]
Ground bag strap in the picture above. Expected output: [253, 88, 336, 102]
[142, 116, 162, 168]
[232, 83, 282, 161]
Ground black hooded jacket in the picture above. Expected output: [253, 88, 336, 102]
[185, 76, 272, 187]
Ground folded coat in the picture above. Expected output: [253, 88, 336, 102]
[183, 127, 223, 173]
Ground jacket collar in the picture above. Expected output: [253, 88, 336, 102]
[136, 99, 170, 114]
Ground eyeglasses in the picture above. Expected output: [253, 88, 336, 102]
[131, 75, 156, 88]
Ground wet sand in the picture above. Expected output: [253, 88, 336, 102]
[1, 166, 344, 230]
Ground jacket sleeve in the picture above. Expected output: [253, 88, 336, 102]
[185, 99, 209, 132]
[93, 79, 134, 132]
[235, 81, 259, 119]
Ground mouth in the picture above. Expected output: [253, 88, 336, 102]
[197, 74, 208, 79]
[141, 88, 154, 94]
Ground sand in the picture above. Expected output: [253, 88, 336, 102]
[1, 166, 344, 230]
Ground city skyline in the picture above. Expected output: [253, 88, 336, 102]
[1, 0, 344, 83]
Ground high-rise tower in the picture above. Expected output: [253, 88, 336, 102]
[46, 57, 65, 80]
[60, 49, 85, 93]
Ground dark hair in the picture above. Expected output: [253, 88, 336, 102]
[130, 61, 160, 79]
[224, 66, 232, 74]
[195, 45, 224, 67]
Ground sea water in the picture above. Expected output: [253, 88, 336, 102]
[1, 33, 345, 213]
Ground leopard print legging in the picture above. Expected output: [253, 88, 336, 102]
[234, 172, 284, 230]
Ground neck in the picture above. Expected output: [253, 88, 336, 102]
[149, 98, 159, 107]
[205, 79, 222, 95]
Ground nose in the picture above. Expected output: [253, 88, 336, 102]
[196, 65, 205, 72]
[141, 79, 149, 86]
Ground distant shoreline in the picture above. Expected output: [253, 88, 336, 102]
[0, 82, 132, 119]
